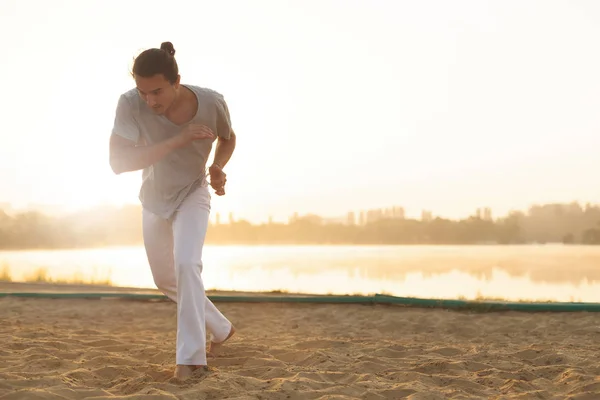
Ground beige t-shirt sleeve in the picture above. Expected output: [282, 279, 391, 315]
[215, 95, 233, 140]
[111, 94, 140, 143]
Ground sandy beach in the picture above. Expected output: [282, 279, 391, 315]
[2, 283, 600, 399]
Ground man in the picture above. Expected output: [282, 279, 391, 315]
[109, 41, 236, 380]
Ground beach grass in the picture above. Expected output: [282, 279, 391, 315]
[0, 264, 113, 286]
[0, 263, 11, 282]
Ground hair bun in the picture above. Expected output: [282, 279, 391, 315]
[160, 42, 176, 56]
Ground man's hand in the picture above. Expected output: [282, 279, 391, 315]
[209, 163, 227, 196]
[172, 124, 215, 148]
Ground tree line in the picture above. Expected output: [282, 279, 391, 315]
[1, 202, 600, 249]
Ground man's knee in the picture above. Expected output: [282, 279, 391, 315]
[153, 273, 176, 293]
[175, 260, 204, 276]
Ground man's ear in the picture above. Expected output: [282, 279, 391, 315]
[173, 74, 181, 89]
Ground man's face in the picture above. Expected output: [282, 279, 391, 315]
[134, 74, 180, 114]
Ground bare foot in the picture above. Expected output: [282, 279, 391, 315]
[207, 325, 236, 357]
[173, 365, 207, 380]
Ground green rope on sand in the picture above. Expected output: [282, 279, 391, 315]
[372, 294, 600, 312]
[2, 291, 600, 312]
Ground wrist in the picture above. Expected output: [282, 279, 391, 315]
[210, 162, 223, 170]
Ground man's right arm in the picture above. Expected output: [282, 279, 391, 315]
[108, 94, 215, 175]
[109, 134, 182, 175]
[109, 93, 183, 175]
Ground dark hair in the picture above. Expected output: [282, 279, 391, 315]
[132, 42, 179, 84]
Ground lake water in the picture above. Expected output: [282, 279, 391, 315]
[2, 245, 600, 303]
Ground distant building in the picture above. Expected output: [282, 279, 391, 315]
[421, 210, 433, 222]
[359, 211, 366, 226]
[474, 207, 492, 221]
[288, 212, 299, 224]
[392, 206, 405, 219]
[357, 205, 406, 224]
[483, 207, 492, 221]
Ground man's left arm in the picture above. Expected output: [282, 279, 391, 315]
[209, 95, 237, 195]
[211, 94, 236, 169]
[212, 130, 236, 170]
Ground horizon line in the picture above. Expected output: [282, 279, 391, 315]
[1, 199, 598, 224]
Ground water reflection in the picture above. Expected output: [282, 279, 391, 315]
[1, 245, 599, 302]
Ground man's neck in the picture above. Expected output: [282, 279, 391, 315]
[164, 85, 198, 125]
[165, 86, 189, 118]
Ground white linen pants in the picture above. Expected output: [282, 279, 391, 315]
[142, 185, 232, 366]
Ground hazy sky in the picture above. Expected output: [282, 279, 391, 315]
[1, 0, 599, 222]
